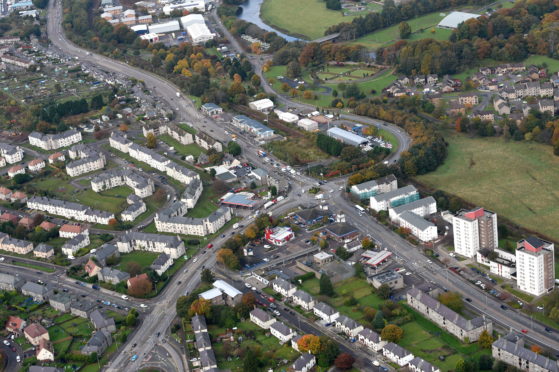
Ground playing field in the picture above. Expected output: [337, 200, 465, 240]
[352, 12, 450, 48]
[260, 0, 356, 40]
[417, 133, 559, 242]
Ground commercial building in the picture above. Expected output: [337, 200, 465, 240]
[370, 185, 419, 212]
[350, 174, 397, 199]
[407, 287, 492, 342]
[201, 103, 223, 116]
[516, 237, 555, 296]
[324, 222, 359, 243]
[28, 129, 82, 150]
[264, 226, 294, 246]
[148, 20, 180, 34]
[162, 0, 206, 15]
[453, 208, 498, 258]
[437, 11, 480, 29]
[297, 118, 318, 131]
[274, 109, 299, 123]
[117, 232, 186, 259]
[326, 127, 368, 147]
[248, 98, 274, 113]
[492, 332, 559, 372]
[232, 115, 274, 138]
[367, 270, 404, 290]
[180, 14, 214, 44]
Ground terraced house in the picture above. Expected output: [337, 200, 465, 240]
[154, 205, 231, 236]
[28, 129, 82, 150]
[350, 174, 397, 200]
[0, 142, 23, 164]
[91, 169, 155, 198]
[27, 197, 115, 225]
[117, 232, 185, 259]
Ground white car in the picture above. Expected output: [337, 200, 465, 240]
[2, 340, 9, 346]
[140, 304, 147, 308]
[405, 272, 412, 276]
[16, 355, 20, 363]
[193, 257, 198, 263]
[121, 295, 129, 300]
[244, 283, 252, 288]
[90, 249, 97, 254]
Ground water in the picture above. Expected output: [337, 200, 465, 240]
[238, 0, 302, 42]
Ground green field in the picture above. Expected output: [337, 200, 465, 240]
[260, 0, 356, 40]
[159, 134, 206, 157]
[523, 55, 559, 73]
[12, 261, 56, 272]
[117, 251, 159, 272]
[417, 133, 559, 242]
[352, 12, 450, 49]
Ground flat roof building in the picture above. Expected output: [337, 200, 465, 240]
[327, 127, 368, 147]
[438, 11, 480, 29]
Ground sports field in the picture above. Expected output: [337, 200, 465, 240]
[417, 133, 559, 242]
[352, 12, 450, 48]
[260, 0, 356, 40]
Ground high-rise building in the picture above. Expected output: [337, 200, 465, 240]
[516, 237, 555, 296]
[453, 208, 498, 258]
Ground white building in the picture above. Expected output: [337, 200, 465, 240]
[313, 302, 339, 323]
[357, 328, 385, 352]
[117, 232, 186, 259]
[297, 118, 318, 131]
[66, 154, 106, 177]
[0, 143, 24, 164]
[28, 129, 82, 150]
[249, 98, 274, 113]
[27, 197, 114, 225]
[91, 169, 155, 198]
[154, 205, 231, 237]
[369, 185, 419, 212]
[453, 208, 498, 258]
[383, 342, 414, 366]
[61, 234, 90, 257]
[269, 321, 295, 343]
[271, 278, 296, 297]
[7, 165, 25, 178]
[274, 109, 299, 123]
[397, 210, 438, 242]
[516, 237, 555, 296]
[437, 11, 480, 29]
[180, 14, 215, 44]
[291, 290, 315, 311]
[250, 308, 276, 329]
[389, 196, 436, 222]
[477, 248, 516, 280]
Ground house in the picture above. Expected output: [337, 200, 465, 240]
[458, 94, 479, 106]
[408, 357, 441, 372]
[270, 321, 295, 343]
[19, 216, 36, 229]
[5, 315, 26, 334]
[250, 308, 275, 329]
[0, 187, 11, 201]
[0, 236, 34, 255]
[98, 267, 130, 285]
[492, 332, 559, 372]
[293, 208, 331, 226]
[48, 152, 65, 164]
[367, 270, 404, 290]
[84, 259, 102, 277]
[28, 129, 82, 150]
[8, 165, 25, 178]
[334, 315, 363, 337]
[407, 287, 492, 342]
[313, 302, 339, 323]
[357, 328, 385, 352]
[249, 98, 274, 113]
[36, 339, 54, 362]
[34, 243, 54, 259]
[150, 253, 174, 276]
[38, 221, 56, 231]
[91, 243, 119, 266]
[272, 278, 296, 297]
[313, 252, 334, 266]
[191, 315, 208, 334]
[0, 272, 23, 291]
[22, 282, 48, 302]
[59, 224, 88, 238]
[292, 353, 316, 372]
[324, 222, 359, 243]
[71, 299, 95, 318]
[81, 329, 112, 355]
[28, 158, 45, 172]
[195, 331, 212, 351]
[292, 290, 315, 311]
[24, 323, 49, 346]
[127, 273, 150, 289]
[0, 213, 18, 224]
[90, 310, 116, 332]
[11, 191, 27, 203]
[49, 293, 72, 313]
[383, 342, 414, 366]
[199, 349, 218, 371]
[61, 233, 90, 256]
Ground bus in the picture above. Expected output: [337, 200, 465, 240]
[355, 205, 365, 213]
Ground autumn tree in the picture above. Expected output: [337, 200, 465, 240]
[297, 334, 321, 354]
[381, 324, 404, 342]
[531, 345, 542, 354]
[334, 353, 355, 370]
[153, 188, 166, 203]
[241, 292, 256, 307]
[377, 284, 391, 300]
[119, 123, 129, 132]
[188, 298, 212, 318]
[127, 276, 152, 297]
[478, 330, 493, 349]
[438, 291, 463, 313]
[216, 248, 239, 270]
[244, 225, 258, 240]
[108, 218, 118, 227]
[146, 132, 157, 149]
[125, 262, 142, 276]
[361, 237, 374, 250]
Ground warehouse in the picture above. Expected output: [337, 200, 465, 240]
[249, 98, 274, 113]
[326, 127, 368, 147]
[131, 24, 148, 35]
[297, 118, 318, 131]
[180, 14, 215, 44]
[163, 0, 206, 15]
[437, 11, 480, 29]
[148, 20, 180, 34]
[274, 110, 299, 123]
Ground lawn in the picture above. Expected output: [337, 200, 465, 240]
[116, 251, 159, 272]
[265, 135, 330, 165]
[185, 184, 219, 218]
[523, 55, 559, 73]
[33, 176, 75, 194]
[416, 133, 559, 243]
[354, 69, 398, 96]
[260, 0, 356, 40]
[351, 12, 449, 48]
[12, 261, 55, 273]
[74, 186, 131, 214]
[159, 134, 206, 157]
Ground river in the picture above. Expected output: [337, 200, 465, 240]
[238, 0, 302, 42]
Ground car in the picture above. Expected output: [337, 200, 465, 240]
[465, 298, 472, 302]
[16, 355, 20, 363]
[251, 287, 256, 291]
[537, 306, 544, 310]
[500, 305, 508, 310]
[62, 288, 69, 292]
[90, 249, 97, 254]
[521, 329, 528, 334]
[9, 334, 14, 340]
[3, 340, 9, 346]
[193, 257, 198, 263]
[207, 244, 213, 249]
[273, 310, 280, 316]
[131, 354, 138, 362]
[81, 294, 86, 298]
[545, 327, 553, 333]
[96, 299, 101, 303]
[140, 304, 147, 308]
[244, 283, 252, 288]
[263, 258, 269, 262]
[405, 272, 412, 276]
[177, 281, 182, 285]
[518, 301, 523, 306]
[157, 332, 161, 337]
[121, 295, 129, 300]
[132, 343, 137, 348]
[221, 234, 225, 238]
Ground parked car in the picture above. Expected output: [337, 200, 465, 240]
[131, 354, 138, 362]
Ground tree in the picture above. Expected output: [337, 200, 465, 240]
[478, 329, 493, 349]
[319, 275, 334, 297]
[201, 269, 214, 283]
[286, 61, 302, 79]
[381, 324, 404, 342]
[153, 188, 166, 203]
[317, 336, 339, 367]
[108, 218, 118, 227]
[398, 21, 412, 39]
[12, 174, 31, 185]
[354, 262, 365, 278]
[90, 94, 104, 110]
[146, 132, 157, 149]
[531, 345, 542, 353]
[363, 306, 377, 321]
[372, 310, 384, 330]
[216, 248, 239, 270]
[188, 298, 212, 318]
[270, 185, 277, 196]
[241, 292, 256, 307]
[125, 312, 138, 326]
[478, 354, 493, 370]
[455, 359, 466, 372]
[125, 262, 142, 277]
[334, 353, 354, 370]
[119, 123, 129, 132]
[438, 291, 463, 313]
[361, 237, 374, 250]
[226, 141, 242, 156]
[297, 334, 321, 354]
[377, 284, 391, 300]
[243, 349, 260, 370]
[127, 276, 152, 297]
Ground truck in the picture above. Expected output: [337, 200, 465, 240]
[263, 201, 274, 209]
[257, 150, 267, 157]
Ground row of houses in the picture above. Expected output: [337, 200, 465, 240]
[191, 315, 218, 371]
[28, 129, 82, 151]
[66, 144, 106, 177]
[109, 132, 200, 185]
[27, 196, 115, 225]
[142, 122, 223, 152]
[116, 231, 185, 259]
[91, 168, 155, 198]
[154, 202, 232, 237]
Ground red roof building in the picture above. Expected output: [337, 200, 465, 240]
[0, 212, 18, 224]
[18, 216, 36, 229]
[39, 221, 57, 231]
[127, 273, 150, 289]
[5, 316, 26, 334]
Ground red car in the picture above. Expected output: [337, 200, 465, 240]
[521, 329, 528, 334]
[207, 244, 213, 249]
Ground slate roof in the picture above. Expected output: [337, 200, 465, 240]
[314, 302, 337, 316]
[250, 308, 273, 323]
[358, 328, 380, 343]
[325, 222, 358, 237]
[409, 357, 438, 372]
[384, 342, 412, 358]
[270, 321, 292, 336]
[191, 314, 207, 332]
[195, 331, 212, 350]
[493, 333, 559, 372]
[293, 290, 313, 304]
[293, 353, 315, 371]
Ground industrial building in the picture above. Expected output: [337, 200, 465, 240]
[437, 11, 480, 29]
[180, 14, 215, 44]
[148, 20, 180, 34]
[326, 127, 368, 147]
[231, 115, 274, 138]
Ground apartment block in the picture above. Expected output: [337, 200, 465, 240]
[28, 129, 82, 150]
[369, 185, 419, 212]
[516, 237, 555, 296]
[453, 208, 498, 258]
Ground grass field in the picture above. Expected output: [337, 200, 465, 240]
[265, 135, 329, 165]
[12, 261, 55, 272]
[117, 251, 159, 272]
[352, 12, 449, 48]
[159, 134, 206, 157]
[260, 0, 356, 40]
[417, 133, 559, 242]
